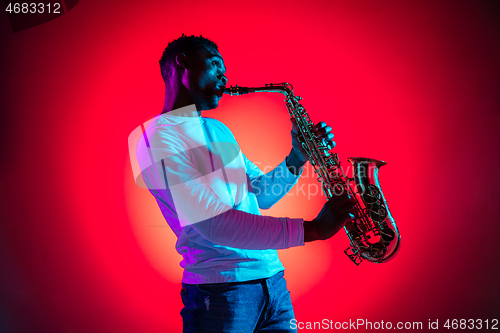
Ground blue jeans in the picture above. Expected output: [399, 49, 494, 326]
[180, 271, 296, 332]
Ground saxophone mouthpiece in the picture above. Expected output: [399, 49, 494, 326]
[224, 85, 252, 95]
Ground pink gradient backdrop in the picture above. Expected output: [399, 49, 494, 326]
[1, 0, 499, 331]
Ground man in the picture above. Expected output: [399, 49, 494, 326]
[134, 34, 356, 332]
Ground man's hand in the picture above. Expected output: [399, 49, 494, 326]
[286, 119, 336, 175]
[304, 193, 357, 242]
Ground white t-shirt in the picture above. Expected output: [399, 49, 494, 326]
[133, 105, 304, 284]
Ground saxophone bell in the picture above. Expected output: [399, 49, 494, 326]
[344, 157, 401, 265]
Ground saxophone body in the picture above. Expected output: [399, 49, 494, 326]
[225, 83, 401, 265]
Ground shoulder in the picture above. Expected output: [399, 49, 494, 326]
[138, 115, 193, 154]
[202, 117, 229, 129]
[202, 117, 237, 139]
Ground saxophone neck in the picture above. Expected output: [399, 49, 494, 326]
[224, 83, 293, 96]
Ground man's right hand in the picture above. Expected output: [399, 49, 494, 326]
[304, 193, 357, 242]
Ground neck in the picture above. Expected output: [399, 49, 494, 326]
[162, 80, 201, 116]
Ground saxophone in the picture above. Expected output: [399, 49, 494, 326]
[224, 83, 401, 265]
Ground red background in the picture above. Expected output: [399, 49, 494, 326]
[1, 0, 499, 332]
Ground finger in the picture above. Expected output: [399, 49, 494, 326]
[338, 198, 357, 212]
[334, 203, 358, 223]
[326, 140, 336, 150]
[322, 132, 334, 141]
[316, 125, 335, 146]
[339, 212, 356, 225]
[314, 121, 327, 130]
[321, 133, 333, 145]
[336, 196, 356, 208]
[327, 192, 352, 205]
[317, 125, 332, 136]
[290, 118, 299, 133]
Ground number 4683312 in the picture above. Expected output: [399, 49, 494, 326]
[6, 3, 62, 14]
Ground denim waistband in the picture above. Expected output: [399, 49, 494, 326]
[184, 270, 284, 287]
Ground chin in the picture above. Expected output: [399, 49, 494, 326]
[204, 96, 220, 110]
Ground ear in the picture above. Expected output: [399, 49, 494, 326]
[175, 52, 188, 70]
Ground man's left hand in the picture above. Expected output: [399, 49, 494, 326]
[286, 119, 336, 175]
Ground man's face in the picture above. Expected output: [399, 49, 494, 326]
[183, 45, 227, 110]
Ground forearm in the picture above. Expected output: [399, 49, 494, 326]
[192, 209, 305, 250]
[249, 157, 302, 209]
[286, 148, 307, 175]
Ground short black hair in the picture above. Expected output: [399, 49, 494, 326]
[159, 34, 219, 81]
